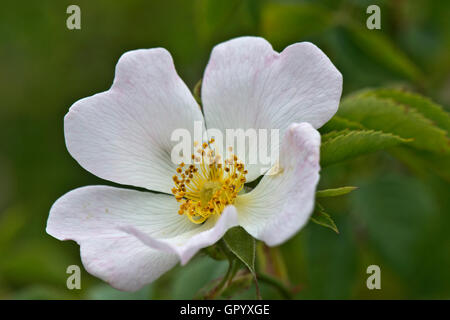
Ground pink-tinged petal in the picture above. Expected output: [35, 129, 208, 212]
[121, 205, 239, 265]
[235, 122, 321, 246]
[47, 186, 197, 291]
[65, 48, 204, 194]
[202, 36, 341, 181]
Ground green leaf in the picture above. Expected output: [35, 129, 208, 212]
[320, 116, 365, 133]
[316, 186, 358, 198]
[222, 227, 256, 277]
[344, 24, 423, 82]
[337, 96, 450, 153]
[322, 129, 351, 142]
[321, 130, 409, 167]
[222, 227, 260, 298]
[310, 207, 339, 234]
[363, 89, 450, 133]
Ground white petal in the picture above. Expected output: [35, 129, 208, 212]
[202, 36, 341, 180]
[235, 122, 321, 246]
[65, 48, 204, 194]
[47, 185, 196, 291]
[121, 205, 239, 265]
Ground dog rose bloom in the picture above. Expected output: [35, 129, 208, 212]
[47, 37, 342, 291]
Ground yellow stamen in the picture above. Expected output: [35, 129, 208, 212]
[171, 141, 247, 224]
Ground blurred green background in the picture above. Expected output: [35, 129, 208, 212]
[1, 0, 450, 299]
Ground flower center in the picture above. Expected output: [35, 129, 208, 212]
[171, 140, 247, 224]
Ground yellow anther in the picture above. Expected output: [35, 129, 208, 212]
[171, 142, 247, 224]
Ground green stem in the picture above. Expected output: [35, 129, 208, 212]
[207, 259, 235, 299]
[226, 259, 241, 287]
[256, 273, 293, 300]
[254, 275, 262, 300]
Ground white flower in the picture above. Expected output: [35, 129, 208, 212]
[46, 36, 342, 291]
